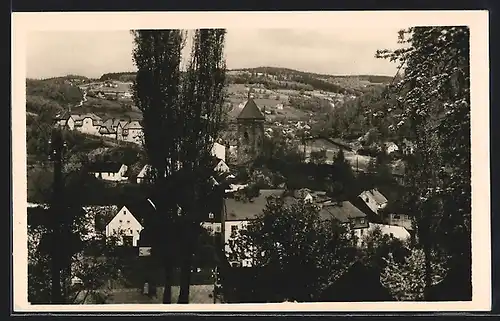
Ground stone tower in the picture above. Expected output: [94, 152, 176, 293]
[236, 94, 265, 163]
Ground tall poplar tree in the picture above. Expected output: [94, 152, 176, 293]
[132, 30, 185, 303]
[132, 29, 227, 303]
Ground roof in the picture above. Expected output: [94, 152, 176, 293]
[119, 198, 158, 224]
[99, 125, 116, 134]
[236, 98, 265, 121]
[73, 113, 101, 121]
[88, 161, 125, 173]
[137, 164, 152, 178]
[319, 201, 367, 223]
[359, 189, 388, 205]
[224, 189, 285, 221]
[123, 121, 142, 130]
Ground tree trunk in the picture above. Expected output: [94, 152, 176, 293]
[162, 263, 173, 304]
[178, 224, 195, 304]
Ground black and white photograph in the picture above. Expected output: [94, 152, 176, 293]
[12, 11, 490, 312]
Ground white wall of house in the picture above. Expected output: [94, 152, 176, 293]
[211, 143, 226, 162]
[92, 164, 128, 182]
[355, 222, 410, 247]
[79, 117, 100, 135]
[67, 117, 75, 130]
[223, 220, 254, 267]
[105, 206, 144, 247]
[214, 160, 230, 173]
[201, 222, 223, 235]
[122, 128, 143, 144]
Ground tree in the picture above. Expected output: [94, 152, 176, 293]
[132, 29, 227, 303]
[132, 29, 185, 303]
[226, 196, 357, 302]
[376, 26, 471, 300]
[28, 204, 125, 304]
[381, 248, 447, 301]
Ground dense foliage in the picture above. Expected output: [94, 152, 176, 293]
[375, 26, 471, 299]
[226, 196, 357, 302]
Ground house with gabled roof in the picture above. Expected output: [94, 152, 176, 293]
[88, 161, 128, 182]
[358, 189, 388, 216]
[122, 120, 143, 144]
[105, 199, 157, 247]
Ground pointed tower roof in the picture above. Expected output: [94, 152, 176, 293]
[237, 98, 265, 121]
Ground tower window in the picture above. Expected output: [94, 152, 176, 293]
[244, 131, 249, 142]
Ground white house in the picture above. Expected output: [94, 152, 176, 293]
[122, 121, 144, 145]
[105, 205, 144, 247]
[358, 189, 388, 215]
[88, 162, 129, 182]
[136, 164, 152, 184]
[58, 113, 102, 133]
[223, 189, 286, 267]
[385, 142, 400, 154]
[214, 159, 230, 174]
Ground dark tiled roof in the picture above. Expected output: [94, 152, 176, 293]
[224, 189, 285, 221]
[119, 198, 157, 224]
[236, 98, 265, 121]
[88, 161, 124, 173]
[319, 201, 366, 223]
[123, 121, 142, 130]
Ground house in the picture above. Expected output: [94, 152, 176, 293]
[98, 119, 117, 139]
[319, 201, 369, 232]
[214, 158, 230, 174]
[384, 142, 399, 154]
[105, 200, 156, 247]
[384, 213, 413, 230]
[136, 164, 152, 184]
[88, 161, 129, 182]
[402, 139, 416, 155]
[223, 189, 286, 267]
[122, 121, 143, 144]
[358, 189, 388, 215]
[299, 136, 353, 163]
[66, 113, 102, 134]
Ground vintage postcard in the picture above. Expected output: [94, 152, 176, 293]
[11, 10, 490, 312]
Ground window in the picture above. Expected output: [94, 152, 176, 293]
[215, 225, 221, 232]
[243, 131, 249, 142]
[126, 220, 130, 224]
[393, 214, 401, 220]
[359, 218, 365, 224]
[119, 220, 123, 223]
[231, 225, 238, 233]
[123, 211, 126, 215]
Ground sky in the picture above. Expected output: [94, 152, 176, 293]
[26, 28, 406, 79]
